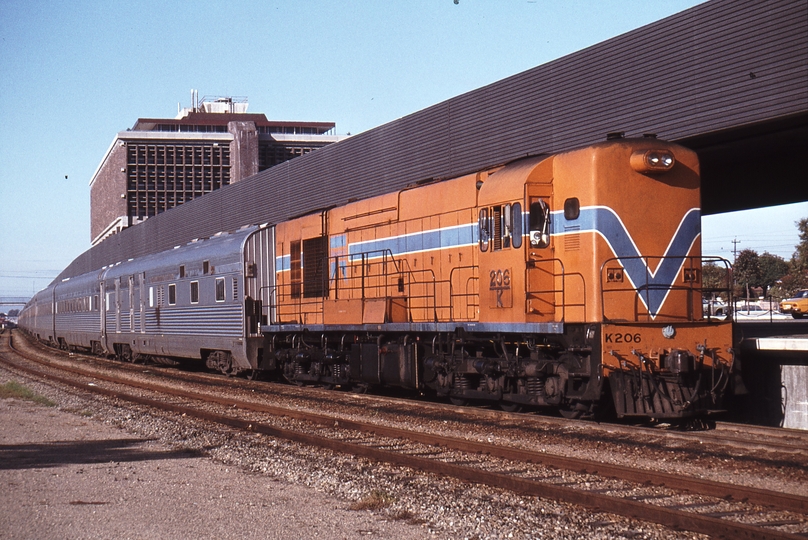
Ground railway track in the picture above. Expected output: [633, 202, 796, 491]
[2, 329, 807, 539]
[15, 327, 808, 458]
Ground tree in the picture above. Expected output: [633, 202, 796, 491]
[733, 249, 761, 298]
[758, 252, 789, 292]
[770, 217, 808, 298]
[702, 262, 731, 299]
[791, 217, 808, 290]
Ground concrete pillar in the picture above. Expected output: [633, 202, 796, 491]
[228, 121, 259, 183]
[782, 365, 808, 430]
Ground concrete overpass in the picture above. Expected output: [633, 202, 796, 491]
[682, 113, 807, 215]
[0, 297, 30, 307]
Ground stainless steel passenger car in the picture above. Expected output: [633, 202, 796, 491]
[19, 224, 275, 374]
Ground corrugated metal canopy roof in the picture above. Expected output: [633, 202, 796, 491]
[58, 0, 808, 282]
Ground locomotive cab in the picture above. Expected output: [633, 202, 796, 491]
[470, 137, 733, 420]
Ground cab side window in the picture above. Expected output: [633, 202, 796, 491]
[479, 203, 523, 251]
[511, 202, 523, 248]
[529, 199, 551, 248]
[478, 208, 490, 252]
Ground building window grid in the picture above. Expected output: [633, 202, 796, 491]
[258, 143, 321, 171]
[126, 142, 231, 219]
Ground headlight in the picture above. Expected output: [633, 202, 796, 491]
[630, 149, 676, 173]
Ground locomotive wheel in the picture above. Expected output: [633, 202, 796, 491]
[449, 396, 468, 406]
[680, 417, 716, 431]
[558, 407, 583, 420]
[350, 383, 369, 394]
[499, 401, 523, 413]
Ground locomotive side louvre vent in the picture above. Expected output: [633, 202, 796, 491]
[303, 236, 329, 298]
[493, 206, 503, 251]
[564, 225, 581, 251]
[233, 278, 239, 301]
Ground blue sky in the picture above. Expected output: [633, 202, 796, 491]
[1, 0, 805, 302]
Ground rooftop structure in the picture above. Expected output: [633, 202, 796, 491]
[89, 93, 343, 245]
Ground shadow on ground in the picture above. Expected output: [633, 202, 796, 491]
[0, 438, 204, 470]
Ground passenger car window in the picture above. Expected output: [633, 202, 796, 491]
[190, 281, 199, 304]
[215, 277, 225, 302]
[168, 284, 176, 306]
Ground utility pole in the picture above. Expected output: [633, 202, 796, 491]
[732, 238, 740, 262]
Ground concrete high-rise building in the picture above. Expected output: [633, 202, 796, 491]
[90, 94, 342, 245]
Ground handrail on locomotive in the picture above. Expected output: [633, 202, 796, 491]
[599, 255, 733, 323]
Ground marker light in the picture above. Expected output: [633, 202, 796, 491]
[630, 149, 676, 173]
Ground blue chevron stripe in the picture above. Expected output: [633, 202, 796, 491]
[552, 206, 701, 317]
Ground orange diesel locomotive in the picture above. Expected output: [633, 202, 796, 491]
[265, 135, 733, 422]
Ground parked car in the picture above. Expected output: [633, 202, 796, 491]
[780, 290, 808, 319]
[703, 298, 728, 319]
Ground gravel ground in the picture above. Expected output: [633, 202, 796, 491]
[0, 365, 710, 540]
[0, 399, 432, 540]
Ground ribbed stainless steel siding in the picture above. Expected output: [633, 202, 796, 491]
[57, 0, 807, 282]
[56, 313, 100, 343]
[144, 305, 242, 337]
